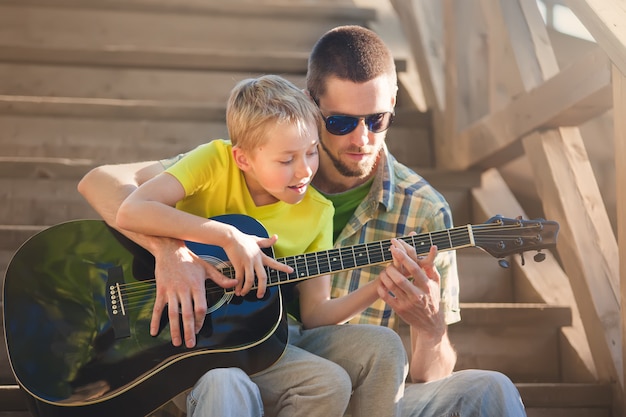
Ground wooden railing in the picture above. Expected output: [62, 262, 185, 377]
[390, 0, 624, 414]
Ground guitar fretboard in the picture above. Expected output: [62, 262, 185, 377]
[221, 225, 475, 286]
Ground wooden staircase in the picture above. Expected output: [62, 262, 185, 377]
[0, 0, 613, 416]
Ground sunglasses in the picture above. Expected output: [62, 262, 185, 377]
[321, 112, 394, 136]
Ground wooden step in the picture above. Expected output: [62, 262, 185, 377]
[0, 44, 311, 74]
[0, 110, 430, 169]
[0, 226, 45, 252]
[520, 382, 613, 417]
[456, 247, 514, 303]
[0, 178, 97, 225]
[0, 95, 226, 122]
[0, 1, 375, 54]
[0, 159, 476, 229]
[0, 382, 612, 416]
[0, 157, 95, 179]
[0, 64, 308, 102]
[449, 303, 572, 382]
[0, 0, 373, 22]
[0, 115, 228, 163]
[400, 303, 574, 383]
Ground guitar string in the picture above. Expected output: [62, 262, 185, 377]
[115, 223, 549, 311]
[115, 223, 546, 305]
[113, 221, 544, 299]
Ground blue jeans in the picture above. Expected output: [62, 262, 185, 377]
[184, 324, 526, 417]
[185, 322, 407, 417]
[401, 369, 527, 417]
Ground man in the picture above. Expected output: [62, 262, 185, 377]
[79, 25, 526, 416]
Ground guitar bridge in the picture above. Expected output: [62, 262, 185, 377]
[106, 266, 131, 338]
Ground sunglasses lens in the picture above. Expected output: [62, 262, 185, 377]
[366, 113, 393, 133]
[326, 116, 359, 135]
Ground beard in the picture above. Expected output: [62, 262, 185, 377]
[319, 138, 382, 178]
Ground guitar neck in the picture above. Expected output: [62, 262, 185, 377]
[223, 225, 476, 288]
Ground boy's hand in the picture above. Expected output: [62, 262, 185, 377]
[223, 231, 294, 298]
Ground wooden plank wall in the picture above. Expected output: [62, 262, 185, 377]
[391, 0, 624, 413]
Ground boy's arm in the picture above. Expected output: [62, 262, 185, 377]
[296, 275, 380, 328]
[116, 173, 291, 298]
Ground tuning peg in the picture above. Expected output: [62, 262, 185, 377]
[534, 251, 546, 262]
[498, 259, 510, 268]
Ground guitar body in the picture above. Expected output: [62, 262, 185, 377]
[3, 215, 288, 417]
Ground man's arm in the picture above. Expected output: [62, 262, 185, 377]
[78, 161, 165, 229]
[77, 162, 235, 348]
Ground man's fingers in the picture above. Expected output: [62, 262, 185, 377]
[150, 299, 166, 337]
[179, 299, 197, 348]
[192, 287, 208, 334]
[166, 301, 183, 347]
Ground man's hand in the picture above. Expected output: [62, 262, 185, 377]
[377, 241, 445, 337]
[378, 241, 456, 381]
[149, 240, 238, 348]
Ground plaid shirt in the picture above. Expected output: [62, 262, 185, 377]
[330, 145, 461, 328]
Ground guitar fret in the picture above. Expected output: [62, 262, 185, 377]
[451, 230, 471, 248]
[286, 256, 298, 281]
[338, 247, 354, 270]
[265, 265, 277, 285]
[295, 255, 306, 278]
[328, 248, 342, 272]
[305, 252, 319, 277]
[409, 235, 431, 255]
[378, 240, 388, 263]
[431, 231, 450, 250]
[319, 249, 331, 274]
[353, 243, 369, 267]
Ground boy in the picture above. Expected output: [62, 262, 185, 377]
[114, 74, 407, 416]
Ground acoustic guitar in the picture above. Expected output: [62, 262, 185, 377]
[3, 214, 558, 416]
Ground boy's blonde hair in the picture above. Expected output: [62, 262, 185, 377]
[226, 75, 321, 152]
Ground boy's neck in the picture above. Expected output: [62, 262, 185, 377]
[242, 172, 279, 206]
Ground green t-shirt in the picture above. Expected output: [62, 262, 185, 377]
[318, 178, 374, 242]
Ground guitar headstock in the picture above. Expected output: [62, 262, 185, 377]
[473, 215, 559, 260]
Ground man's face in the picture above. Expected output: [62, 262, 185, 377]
[315, 75, 396, 181]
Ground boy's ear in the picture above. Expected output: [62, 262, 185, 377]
[232, 146, 251, 171]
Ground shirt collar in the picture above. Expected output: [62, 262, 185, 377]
[366, 143, 395, 214]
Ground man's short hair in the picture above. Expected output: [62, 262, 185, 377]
[306, 25, 397, 102]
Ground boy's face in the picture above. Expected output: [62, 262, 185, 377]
[315, 74, 396, 181]
[235, 120, 320, 206]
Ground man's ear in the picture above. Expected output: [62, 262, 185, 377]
[304, 89, 317, 104]
[232, 146, 251, 171]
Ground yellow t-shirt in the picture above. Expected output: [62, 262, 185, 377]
[164, 140, 334, 260]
